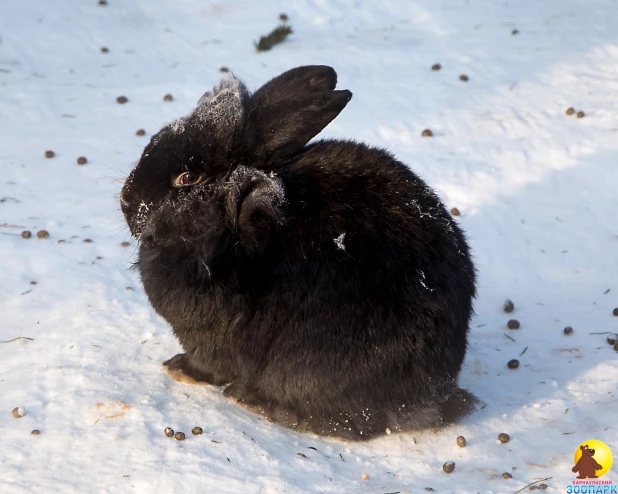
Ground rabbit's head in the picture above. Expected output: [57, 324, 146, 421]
[120, 66, 351, 264]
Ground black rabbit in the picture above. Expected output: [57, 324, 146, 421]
[121, 66, 477, 440]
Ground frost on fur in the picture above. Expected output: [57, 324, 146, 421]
[194, 74, 248, 139]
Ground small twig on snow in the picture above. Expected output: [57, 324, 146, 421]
[0, 336, 34, 343]
[513, 477, 553, 494]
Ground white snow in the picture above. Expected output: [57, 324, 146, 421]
[334, 233, 346, 251]
[1, 0, 618, 493]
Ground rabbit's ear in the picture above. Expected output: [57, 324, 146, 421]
[244, 66, 352, 163]
[224, 167, 286, 254]
[193, 73, 250, 146]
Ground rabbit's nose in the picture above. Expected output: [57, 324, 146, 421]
[120, 195, 131, 213]
[120, 192, 136, 217]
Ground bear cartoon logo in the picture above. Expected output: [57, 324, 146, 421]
[572, 445, 603, 479]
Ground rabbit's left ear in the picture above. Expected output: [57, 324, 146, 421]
[242, 66, 352, 163]
[193, 74, 250, 146]
[224, 167, 286, 254]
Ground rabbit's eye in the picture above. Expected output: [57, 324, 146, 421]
[173, 172, 203, 188]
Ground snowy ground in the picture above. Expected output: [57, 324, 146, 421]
[1, 0, 618, 492]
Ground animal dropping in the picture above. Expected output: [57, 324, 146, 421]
[498, 433, 510, 443]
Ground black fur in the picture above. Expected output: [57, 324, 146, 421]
[121, 66, 477, 440]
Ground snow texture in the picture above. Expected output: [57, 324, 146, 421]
[1, 0, 618, 493]
[334, 233, 346, 251]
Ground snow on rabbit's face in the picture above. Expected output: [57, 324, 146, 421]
[120, 75, 250, 246]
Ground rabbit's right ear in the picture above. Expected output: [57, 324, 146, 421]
[243, 66, 352, 163]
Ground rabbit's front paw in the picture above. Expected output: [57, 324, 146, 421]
[162, 354, 218, 386]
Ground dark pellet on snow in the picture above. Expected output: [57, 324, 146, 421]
[279, 13, 288, 21]
[614, 343, 618, 352]
[297, 453, 307, 458]
[99, 0, 107, 5]
[31, 429, 40, 435]
[507, 319, 520, 329]
[577, 111, 585, 118]
[502, 472, 513, 479]
[83, 238, 93, 243]
[77, 157, 87, 165]
[607, 334, 617, 345]
[21, 230, 32, 239]
[116, 96, 129, 104]
[163, 94, 174, 102]
[451, 207, 461, 217]
[512, 29, 519, 35]
[100, 46, 109, 53]
[431, 63, 441, 71]
[613, 308, 618, 316]
[120, 241, 130, 247]
[498, 433, 510, 443]
[164, 427, 174, 437]
[421, 129, 433, 137]
[459, 74, 469, 82]
[563, 326, 573, 335]
[566, 107, 575, 116]
[539, 485, 548, 490]
[503, 299, 515, 313]
[507, 359, 519, 369]
[136, 129, 146, 136]
[530, 486, 539, 491]
[37, 230, 50, 239]
[45, 150, 55, 158]
[174, 431, 186, 441]
[192, 427, 203, 435]
[456, 436, 466, 447]
[220, 67, 230, 73]
[30, 281, 37, 285]
[442, 461, 456, 473]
